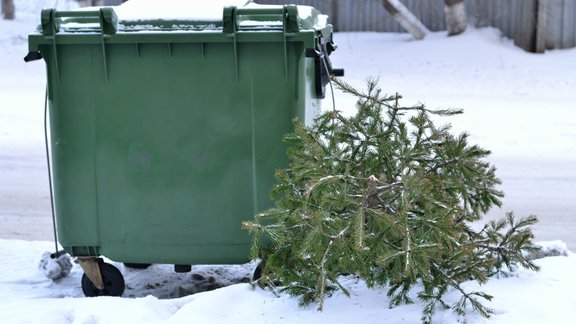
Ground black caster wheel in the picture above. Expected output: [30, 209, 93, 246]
[252, 261, 264, 281]
[81, 262, 125, 297]
[123, 263, 152, 269]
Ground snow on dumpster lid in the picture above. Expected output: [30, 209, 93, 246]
[114, 0, 250, 21]
[43, 0, 330, 34]
[113, 0, 328, 31]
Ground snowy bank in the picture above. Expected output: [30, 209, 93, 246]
[0, 239, 575, 323]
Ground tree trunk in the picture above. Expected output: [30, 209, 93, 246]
[444, 0, 467, 36]
[2, 0, 15, 20]
[380, 0, 428, 40]
[535, 0, 548, 53]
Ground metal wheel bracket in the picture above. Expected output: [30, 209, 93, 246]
[77, 257, 104, 290]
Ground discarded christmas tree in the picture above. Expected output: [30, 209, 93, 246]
[243, 78, 539, 323]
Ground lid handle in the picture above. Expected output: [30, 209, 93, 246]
[223, 5, 299, 34]
[40, 8, 118, 36]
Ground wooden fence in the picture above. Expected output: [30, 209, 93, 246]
[255, 0, 576, 52]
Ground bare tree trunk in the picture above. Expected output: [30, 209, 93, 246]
[444, 0, 467, 36]
[535, 0, 548, 53]
[380, 0, 428, 40]
[2, 0, 15, 20]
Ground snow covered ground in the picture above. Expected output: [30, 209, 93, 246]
[1, 0, 576, 323]
[0, 239, 574, 323]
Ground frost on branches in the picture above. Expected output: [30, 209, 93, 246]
[243, 78, 540, 323]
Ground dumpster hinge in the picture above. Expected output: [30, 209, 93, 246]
[39, 8, 119, 82]
[41, 10, 60, 81]
[282, 5, 299, 79]
[223, 5, 300, 82]
[223, 7, 240, 82]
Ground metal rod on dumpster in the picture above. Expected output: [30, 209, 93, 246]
[324, 63, 337, 113]
[44, 86, 59, 254]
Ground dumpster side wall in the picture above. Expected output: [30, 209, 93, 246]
[40, 31, 320, 264]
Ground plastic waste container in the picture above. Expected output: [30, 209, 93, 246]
[26, 4, 342, 296]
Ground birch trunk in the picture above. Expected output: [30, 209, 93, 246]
[444, 0, 467, 36]
[380, 0, 428, 40]
[2, 0, 15, 20]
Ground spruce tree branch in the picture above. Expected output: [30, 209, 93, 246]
[304, 175, 402, 198]
[318, 221, 353, 311]
[331, 77, 397, 107]
[375, 181, 403, 191]
[304, 175, 356, 197]
[431, 263, 493, 317]
[387, 97, 400, 133]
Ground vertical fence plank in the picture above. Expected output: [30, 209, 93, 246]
[562, 0, 576, 48]
[546, 0, 561, 49]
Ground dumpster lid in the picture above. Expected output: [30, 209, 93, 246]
[45, 0, 329, 34]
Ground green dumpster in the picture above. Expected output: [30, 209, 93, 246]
[26, 4, 342, 296]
